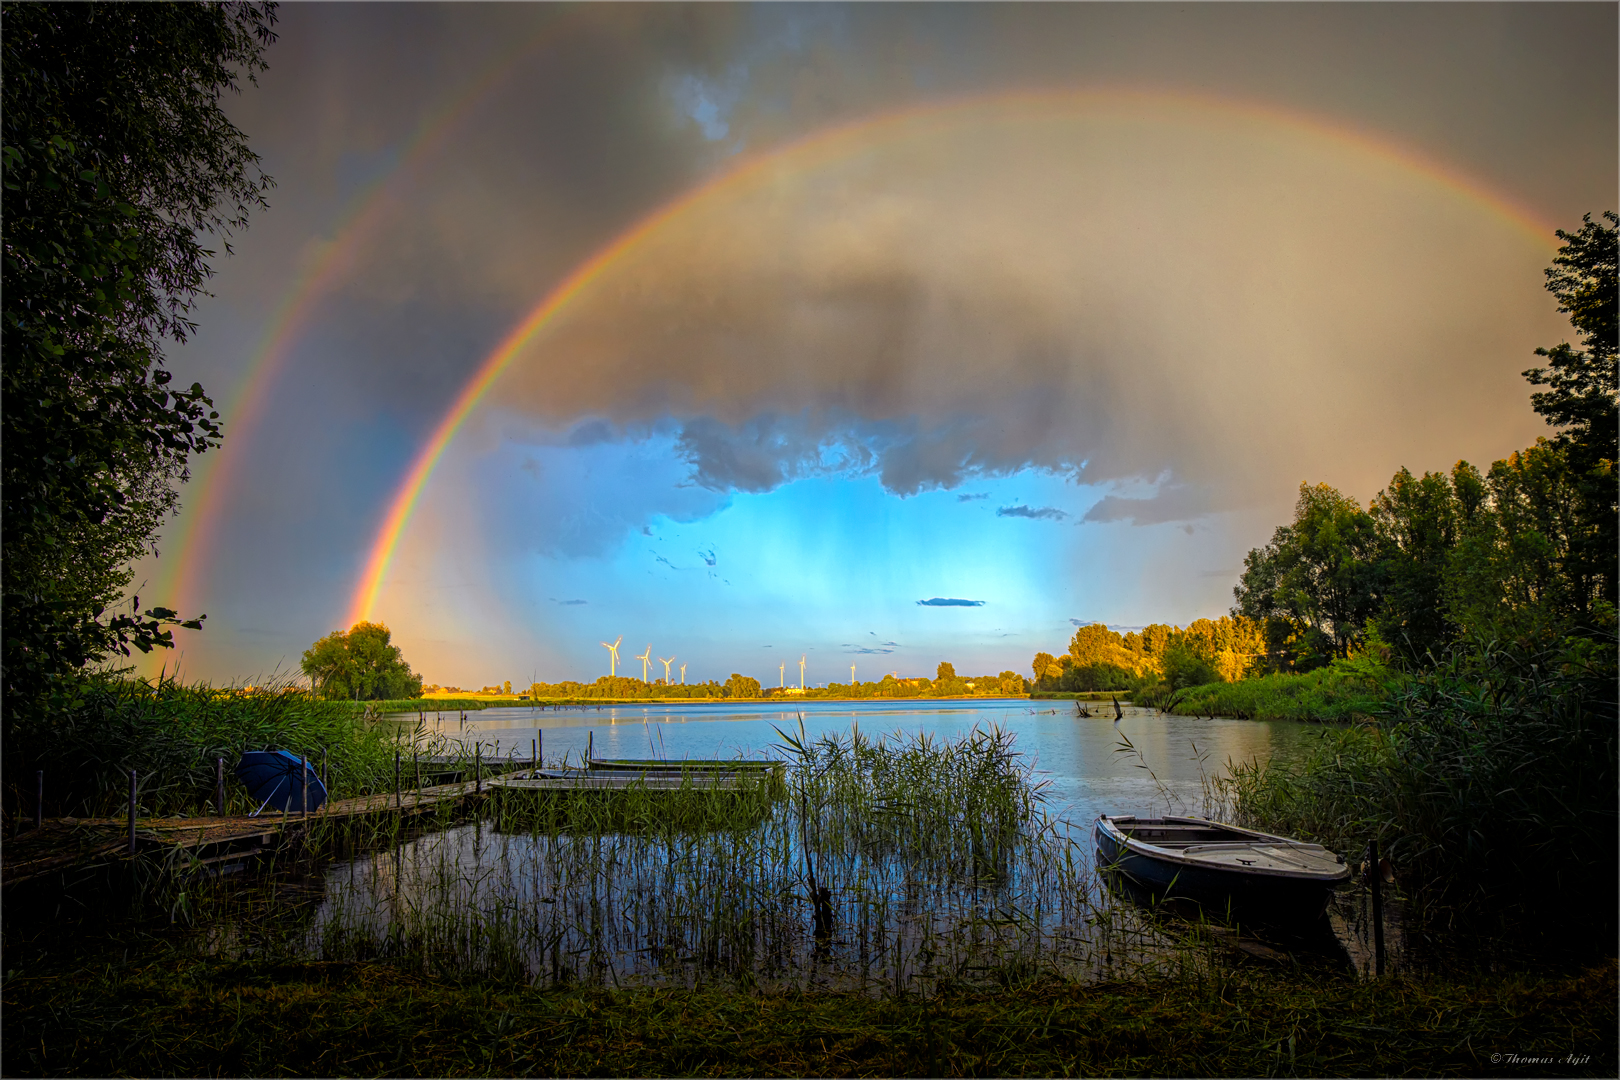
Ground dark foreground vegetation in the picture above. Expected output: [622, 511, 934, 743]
[3, 952, 1612, 1078]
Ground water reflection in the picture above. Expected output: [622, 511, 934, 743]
[290, 706, 1332, 989]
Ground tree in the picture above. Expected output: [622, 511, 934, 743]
[1233, 483, 1381, 666]
[2, 3, 277, 720]
[724, 673, 761, 699]
[301, 622, 422, 701]
[1030, 652, 1057, 682]
[1368, 466, 1465, 662]
[1521, 211, 1617, 608]
[935, 661, 956, 682]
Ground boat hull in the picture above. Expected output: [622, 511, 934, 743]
[1095, 816, 1344, 926]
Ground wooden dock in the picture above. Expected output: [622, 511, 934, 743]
[0, 769, 527, 891]
[2, 758, 782, 890]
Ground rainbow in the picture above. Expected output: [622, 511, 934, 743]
[151, 11, 587, 645]
[344, 86, 1558, 628]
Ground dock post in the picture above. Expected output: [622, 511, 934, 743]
[588, 731, 593, 766]
[532, 737, 537, 776]
[1368, 838, 1385, 976]
[216, 757, 225, 816]
[128, 770, 138, 855]
[475, 744, 482, 793]
[395, 751, 402, 810]
[34, 770, 42, 829]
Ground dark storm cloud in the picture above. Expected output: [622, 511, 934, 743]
[998, 505, 1068, 521]
[917, 598, 985, 607]
[169, 3, 1615, 684]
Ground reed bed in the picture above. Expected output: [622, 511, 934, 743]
[1213, 635, 1617, 953]
[3, 674, 405, 820]
[177, 724, 1207, 994]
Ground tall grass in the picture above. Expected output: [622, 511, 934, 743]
[4, 674, 406, 820]
[1217, 634, 1617, 949]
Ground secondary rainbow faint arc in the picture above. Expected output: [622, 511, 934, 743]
[346, 85, 1558, 627]
[156, 12, 584, 628]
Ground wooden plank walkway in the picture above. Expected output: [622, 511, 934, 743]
[1, 768, 530, 890]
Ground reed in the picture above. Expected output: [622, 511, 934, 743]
[148, 723, 1205, 995]
[3, 673, 406, 821]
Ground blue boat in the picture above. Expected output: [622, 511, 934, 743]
[1095, 814, 1350, 925]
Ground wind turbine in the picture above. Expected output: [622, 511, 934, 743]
[850, 662, 856, 685]
[778, 662, 785, 688]
[799, 655, 806, 690]
[636, 645, 652, 682]
[601, 636, 622, 678]
[679, 663, 687, 685]
[659, 656, 675, 684]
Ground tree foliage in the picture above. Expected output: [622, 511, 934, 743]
[1234, 213, 1616, 668]
[1, 2, 277, 720]
[1522, 211, 1617, 607]
[301, 622, 423, 702]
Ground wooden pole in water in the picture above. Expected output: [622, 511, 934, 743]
[127, 770, 138, 854]
[532, 737, 537, 775]
[34, 770, 42, 829]
[588, 730, 593, 766]
[216, 757, 225, 816]
[1368, 837, 1385, 976]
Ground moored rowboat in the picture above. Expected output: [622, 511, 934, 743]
[1095, 814, 1349, 925]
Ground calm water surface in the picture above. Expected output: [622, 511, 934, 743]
[400, 699, 1326, 828]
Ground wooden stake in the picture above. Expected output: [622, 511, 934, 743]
[127, 770, 138, 855]
[1368, 837, 1385, 976]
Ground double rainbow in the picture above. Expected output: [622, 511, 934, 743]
[340, 86, 1555, 628]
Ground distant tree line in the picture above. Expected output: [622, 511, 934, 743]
[1031, 616, 1264, 695]
[522, 662, 1029, 701]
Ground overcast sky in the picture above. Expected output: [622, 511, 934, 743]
[134, 3, 1617, 689]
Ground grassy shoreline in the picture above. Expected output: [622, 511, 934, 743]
[4, 954, 1611, 1077]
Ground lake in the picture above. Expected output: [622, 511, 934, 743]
[398, 698, 1326, 831]
[298, 701, 1340, 989]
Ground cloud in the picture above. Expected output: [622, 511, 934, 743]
[998, 504, 1067, 521]
[551, 598, 589, 606]
[1082, 483, 1213, 527]
[917, 597, 985, 607]
[847, 645, 898, 654]
[957, 492, 989, 502]
[1068, 618, 1100, 627]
